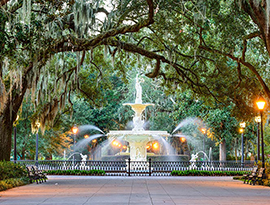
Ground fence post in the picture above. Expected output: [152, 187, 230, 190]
[128, 158, 131, 176]
[149, 158, 151, 176]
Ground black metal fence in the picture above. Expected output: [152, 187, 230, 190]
[16, 159, 254, 176]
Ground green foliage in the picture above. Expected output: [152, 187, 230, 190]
[12, 99, 71, 160]
[0, 161, 29, 191]
[0, 177, 29, 191]
[171, 170, 248, 176]
[0, 161, 27, 180]
[45, 169, 105, 176]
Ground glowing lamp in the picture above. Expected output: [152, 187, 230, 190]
[256, 98, 266, 110]
[255, 116, 261, 123]
[180, 137, 186, 143]
[200, 128, 206, 134]
[153, 142, 159, 149]
[84, 135, 89, 139]
[92, 139, 97, 143]
[239, 122, 246, 128]
[72, 125, 78, 134]
[239, 128, 244, 133]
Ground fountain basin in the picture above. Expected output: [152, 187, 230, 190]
[107, 130, 170, 161]
[108, 130, 169, 136]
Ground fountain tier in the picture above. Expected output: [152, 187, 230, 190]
[107, 75, 170, 161]
[123, 103, 154, 131]
[107, 130, 169, 161]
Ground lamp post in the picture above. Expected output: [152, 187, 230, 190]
[256, 97, 266, 168]
[35, 122, 40, 167]
[13, 115, 19, 163]
[254, 116, 261, 161]
[72, 125, 78, 169]
[200, 128, 207, 161]
[239, 122, 246, 168]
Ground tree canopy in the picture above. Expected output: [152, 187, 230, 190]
[1, 0, 270, 161]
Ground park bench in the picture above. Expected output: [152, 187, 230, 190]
[26, 166, 36, 183]
[250, 167, 265, 185]
[32, 165, 47, 183]
[243, 166, 258, 184]
[26, 166, 47, 184]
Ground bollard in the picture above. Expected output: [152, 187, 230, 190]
[128, 158, 131, 176]
[149, 158, 151, 176]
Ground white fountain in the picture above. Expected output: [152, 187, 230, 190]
[107, 75, 170, 161]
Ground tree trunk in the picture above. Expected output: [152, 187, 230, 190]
[219, 139, 226, 161]
[0, 61, 30, 161]
[235, 147, 238, 162]
[0, 110, 12, 161]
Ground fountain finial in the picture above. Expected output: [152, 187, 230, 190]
[135, 75, 142, 104]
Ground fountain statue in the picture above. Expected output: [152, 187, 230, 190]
[79, 153, 89, 169]
[107, 75, 170, 161]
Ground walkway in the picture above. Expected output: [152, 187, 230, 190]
[0, 176, 270, 205]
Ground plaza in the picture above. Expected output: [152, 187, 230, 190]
[1, 176, 270, 205]
[2, 1, 270, 204]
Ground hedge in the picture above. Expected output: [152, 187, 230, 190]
[0, 161, 27, 180]
[0, 177, 29, 191]
[171, 170, 248, 176]
[45, 169, 105, 176]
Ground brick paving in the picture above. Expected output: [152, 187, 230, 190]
[0, 176, 270, 205]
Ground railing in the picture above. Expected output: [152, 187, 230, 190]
[16, 159, 254, 176]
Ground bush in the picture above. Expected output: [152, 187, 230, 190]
[0, 161, 27, 180]
[0, 177, 29, 191]
[171, 170, 248, 176]
[45, 169, 105, 176]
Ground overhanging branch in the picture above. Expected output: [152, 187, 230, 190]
[199, 44, 270, 99]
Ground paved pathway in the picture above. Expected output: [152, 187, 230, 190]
[0, 176, 270, 205]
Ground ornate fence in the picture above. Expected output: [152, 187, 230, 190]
[17, 159, 254, 176]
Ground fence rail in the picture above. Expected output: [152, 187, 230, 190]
[16, 159, 254, 176]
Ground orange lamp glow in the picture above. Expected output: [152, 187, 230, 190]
[112, 140, 121, 147]
[256, 98, 266, 110]
[239, 128, 244, 133]
[72, 125, 78, 134]
[180, 137, 186, 143]
[200, 128, 206, 134]
[92, 139, 97, 143]
[153, 142, 159, 149]
[84, 135, 89, 139]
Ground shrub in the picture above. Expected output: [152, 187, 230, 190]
[45, 169, 105, 176]
[0, 161, 27, 180]
[171, 170, 248, 176]
[0, 177, 29, 191]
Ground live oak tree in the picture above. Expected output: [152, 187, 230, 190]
[0, 0, 155, 161]
[1, 0, 270, 161]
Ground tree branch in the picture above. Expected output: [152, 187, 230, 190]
[242, 31, 261, 61]
[199, 44, 270, 99]
[53, 0, 154, 53]
[0, 0, 9, 7]
[99, 38, 220, 102]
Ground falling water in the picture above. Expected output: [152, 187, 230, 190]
[152, 135, 179, 161]
[75, 134, 105, 150]
[209, 147, 212, 161]
[67, 152, 81, 160]
[172, 117, 201, 134]
[78, 125, 105, 134]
